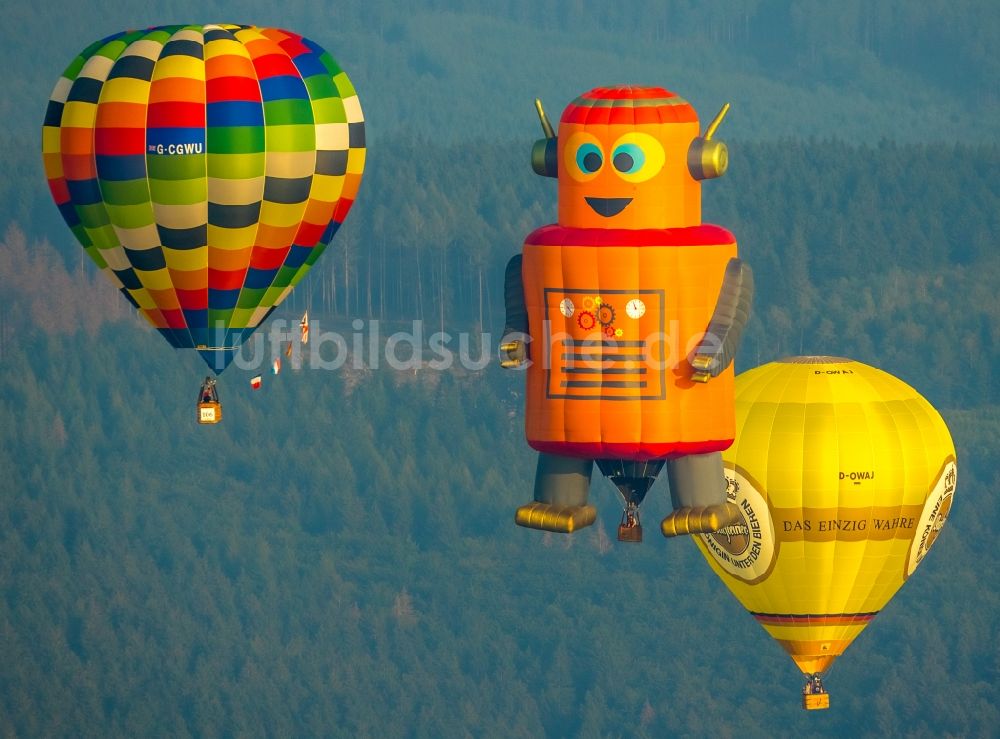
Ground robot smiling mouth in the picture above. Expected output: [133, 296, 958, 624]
[585, 197, 632, 217]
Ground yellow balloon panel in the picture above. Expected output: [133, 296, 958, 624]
[694, 356, 956, 675]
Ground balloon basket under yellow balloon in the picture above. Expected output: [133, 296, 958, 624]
[802, 693, 830, 711]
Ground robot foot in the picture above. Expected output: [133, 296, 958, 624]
[660, 502, 741, 538]
[515, 502, 597, 533]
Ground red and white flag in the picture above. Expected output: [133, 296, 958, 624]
[250, 375, 262, 389]
[272, 357, 281, 375]
[300, 311, 309, 344]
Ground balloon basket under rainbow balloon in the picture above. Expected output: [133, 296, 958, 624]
[197, 402, 222, 425]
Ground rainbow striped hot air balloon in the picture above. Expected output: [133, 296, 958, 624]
[693, 356, 956, 709]
[42, 24, 365, 372]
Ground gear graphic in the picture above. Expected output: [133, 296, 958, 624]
[577, 311, 596, 330]
[597, 303, 616, 326]
[604, 325, 616, 338]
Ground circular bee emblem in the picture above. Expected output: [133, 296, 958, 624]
[906, 459, 957, 578]
[698, 467, 776, 584]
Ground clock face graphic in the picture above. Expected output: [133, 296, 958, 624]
[625, 298, 646, 319]
[559, 298, 575, 317]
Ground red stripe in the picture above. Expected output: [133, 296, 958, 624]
[206, 76, 262, 103]
[293, 221, 325, 248]
[94, 128, 146, 155]
[525, 224, 736, 248]
[528, 439, 733, 460]
[249, 247, 287, 270]
[251, 53, 299, 79]
[47, 178, 70, 204]
[582, 86, 675, 101]
[147, 102, 205, 128]
[161, 308, 187, 329]
[175, 288, 208, 310]
[332, 198, 354, 223]
[753, 613, 878, 626]
[208, 268, 247, 291]
[275, 35, 310, 58]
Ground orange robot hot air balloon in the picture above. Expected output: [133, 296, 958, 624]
[501, 86, 753, 542]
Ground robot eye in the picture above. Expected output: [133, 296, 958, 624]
[610, 133, 664, 183]
[612, 143, 644, 174]
[576, 143, 603, 174]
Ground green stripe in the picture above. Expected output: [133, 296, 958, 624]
[207, 127, 265, 155]
[207, 152, 265, 179]
[287, 262, 313, 288]
[147, 178, 206, 205]
[76, 203, 111, 228]
[264, 99, 315, 126]
[331, 72, 356, 99]
[86, 224, 120, 249]
[311, 98, 347, 124]
[99, 179, 151, 206]
[237, 288, 268, 309]
[303, 74, 339, 100]
[230, 307, 255, 326]
[147, 154, 205, 181]
[208, 308, 234, 326]
[84, 245, 107, 269]
[262, 125, 315, 152]
[106, 203, 156, 229]
[320, 53, 343, 77]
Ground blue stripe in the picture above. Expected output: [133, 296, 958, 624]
[209, 288, 241, 310]
[292, 54, 327, 79]
[243, 267, 278, 289]
[57, 201, 81, 227]
[97, 154, 147, 181]
[318, 220, 340, 246]
[96, 154, 146, 182]
[113, 267, 143, 290]
[259, 75, 307, 102]
[159, 328, 190, 348]
[67, 178, 103, 206]
[285, 244, 311, 269]
[207, 101, 264, 127]
[124, 247, 166, 272]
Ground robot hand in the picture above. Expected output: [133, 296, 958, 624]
[690, 353, 718, 383]
[499, 338, 527, 368]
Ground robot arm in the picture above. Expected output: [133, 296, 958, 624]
[500, 254, 528, 367]
[691, 258, 753, 382]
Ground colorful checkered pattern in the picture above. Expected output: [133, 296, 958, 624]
[42, 24, 365, 371]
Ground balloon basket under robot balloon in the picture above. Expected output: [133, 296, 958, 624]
[617, 507, 643, 542]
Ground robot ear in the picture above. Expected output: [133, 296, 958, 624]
[532, 137, 558, 177]
[687, 103, 730, 180]
[688, 138, 728, 180]
[531, 98, 558, 178]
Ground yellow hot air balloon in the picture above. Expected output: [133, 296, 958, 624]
[693, 356, 956, 710]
